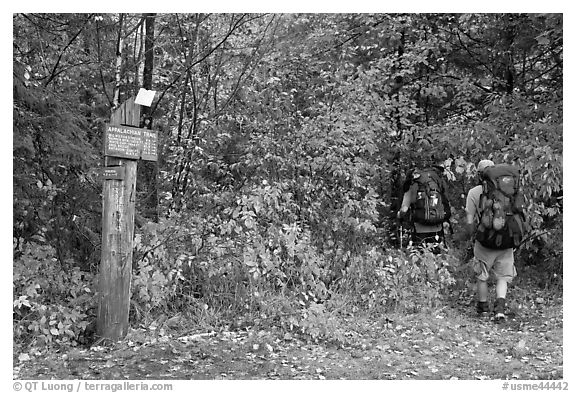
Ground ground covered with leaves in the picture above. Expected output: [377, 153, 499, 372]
[14, 282, 562, 380]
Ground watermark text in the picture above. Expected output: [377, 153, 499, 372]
[502, 382, 568, 391]
[13, 381, 173, 393]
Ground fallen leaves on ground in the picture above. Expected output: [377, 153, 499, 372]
[13, 293, 562, 380]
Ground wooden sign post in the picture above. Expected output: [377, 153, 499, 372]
[96, 95, 157, 342]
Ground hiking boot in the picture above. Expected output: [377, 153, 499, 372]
[476, 301, 489, 317]
[493, 298, 506, 322]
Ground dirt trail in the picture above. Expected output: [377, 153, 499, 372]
[14, 296, 562, 380]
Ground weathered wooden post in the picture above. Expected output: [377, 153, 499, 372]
[97, 92, 157, 342]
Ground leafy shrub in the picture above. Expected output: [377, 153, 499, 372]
[338, 247, 458, 314]
[285, 301, 345, 344]
[13, 242, 94, 348]
[130, 217, 253, 325]
[131, 221, 195, 322]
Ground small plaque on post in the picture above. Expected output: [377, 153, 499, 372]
[92, 166, 126, 181]
[104, 124, 158, 161]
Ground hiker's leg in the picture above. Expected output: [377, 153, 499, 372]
[476, 277, 490, 315]
[495, 278, 508, 299]
[493, 248, 516, 297]
[493, 249, 516, 319]
[473, 258, 489, 302]
[413, 230, 443, 252]
[427, 230, 444, 253]
[411, 231, 427, 248]
[473, 242, 495, 308]
[477, 279, 489, 302]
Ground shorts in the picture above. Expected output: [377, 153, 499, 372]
[473, 241, 516, 282]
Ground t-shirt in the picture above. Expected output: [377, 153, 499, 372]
[465, 184, 483, 222]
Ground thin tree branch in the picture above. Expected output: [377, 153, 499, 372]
[44, 14, 93, 87]
[149, 14, 248, 118]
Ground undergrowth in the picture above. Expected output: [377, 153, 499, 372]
[13, 228, 562, 352]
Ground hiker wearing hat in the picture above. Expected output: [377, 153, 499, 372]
[465, 159, 522, 322]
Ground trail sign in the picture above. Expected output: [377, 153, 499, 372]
[104, 124, 158, 161]
[92, 166, 126, 181]
[134, 88, 156, 107]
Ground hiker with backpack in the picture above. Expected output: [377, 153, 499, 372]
[397, 163, 451, 249]
[465, 159, 526, 322]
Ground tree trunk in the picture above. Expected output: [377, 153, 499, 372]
[139, 13, 159, 222]
[112, 14, 124, 110]
[141, 13, 155, 127]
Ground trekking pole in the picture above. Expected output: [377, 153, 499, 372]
[441, 224, 448, 249]
[516, 229, 553, 249]
[443, 220, 453, 249]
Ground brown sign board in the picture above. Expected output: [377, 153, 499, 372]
[104, 124, 158, 161]
[92, 166, 126, 181]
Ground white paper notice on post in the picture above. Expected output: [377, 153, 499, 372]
[135, 88, 156, 107]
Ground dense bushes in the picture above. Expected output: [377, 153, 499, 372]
[13, 207, 462, 348]
[13, 220, 463, 348]
[13, 243, 95, 347]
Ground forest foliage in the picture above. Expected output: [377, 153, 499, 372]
[13, 13, 562, 349]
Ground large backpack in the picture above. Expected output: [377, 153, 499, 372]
[409, 168, 448, 226]
[476, 164, 526, 249]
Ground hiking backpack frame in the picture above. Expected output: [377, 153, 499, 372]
[409, 167, 448, 226]
[476, 164, 526, 250]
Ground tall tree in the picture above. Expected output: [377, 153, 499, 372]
[139, 13, 159, 222]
